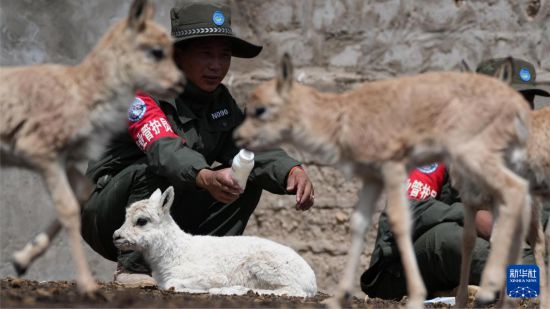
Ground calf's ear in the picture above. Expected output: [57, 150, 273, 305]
[160, 186, 175, 212]
[150, 188, 162, 205]
[127, 0, 154, 32]
[276, 53, 294, 96]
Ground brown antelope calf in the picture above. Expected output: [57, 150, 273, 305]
[526, 106, 550, 308]
[234, 54, 532, 307]
[0, 0, 184, 295]
[526, 106, 550, 199]
[451, 60, 548, 307]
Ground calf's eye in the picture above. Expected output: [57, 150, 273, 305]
[149, 48, 165, 61]
[254, 107, 266, 118]
[136, 217, 148, 226]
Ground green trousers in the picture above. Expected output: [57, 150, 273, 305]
[81, 161, 263, 273]
[361, 222, 535, 300]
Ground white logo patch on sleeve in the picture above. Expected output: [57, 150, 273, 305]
[128, 97, 147, 122]
[416, 163, 439, 174]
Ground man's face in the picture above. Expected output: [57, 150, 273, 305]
[175, 37, 232, 93]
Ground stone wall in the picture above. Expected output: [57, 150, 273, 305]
[1, 0, 549, 297]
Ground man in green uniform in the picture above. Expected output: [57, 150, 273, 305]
[81, 1, 315, 286]
[360, 58, 550, 300]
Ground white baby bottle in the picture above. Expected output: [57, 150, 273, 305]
[231, 149, 255, 191]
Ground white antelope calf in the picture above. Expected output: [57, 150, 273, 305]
[113, 187, 318, 297]
[234, 54, 532, 307]
[0, 0, 184, 295]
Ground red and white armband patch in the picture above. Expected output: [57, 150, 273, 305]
[128, 93, 179, 151]
[406, 163, 446, 201]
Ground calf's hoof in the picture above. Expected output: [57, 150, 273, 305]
[474, 288, 498, 307]
[12, 260, 27, 277]
[82, 288, 107, 301]
[322, 296, 343, 309]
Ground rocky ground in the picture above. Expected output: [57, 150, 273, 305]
[1, 277, 393, 308]
[0, 277, 542, 308]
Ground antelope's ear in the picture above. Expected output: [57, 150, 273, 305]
[160, 186, 175, 212]
[495, 57, 513, 84]
[276, 53, 294, 95]
[150, 188, 162, 205]
[128, 0, 153, 32]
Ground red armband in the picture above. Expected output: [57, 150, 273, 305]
[406, 163, 446, 201]
[128, 92, 180, 151]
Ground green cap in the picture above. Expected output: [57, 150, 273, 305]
[476, 58, 549, 97]
[170, 1, 262, 58]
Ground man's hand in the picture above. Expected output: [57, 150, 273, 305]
[475, 210, 493, 241]
[286, 166, 314, 211]
[196, 168, 242, 204]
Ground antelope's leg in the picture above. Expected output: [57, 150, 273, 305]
[334, 179, 382, 305]
[383, 162, 426, 308]
[454, 152, 529, 304]
[38, 161, 97, 294]
[456, 206, 477, 307]
[12, 166, 93, 275]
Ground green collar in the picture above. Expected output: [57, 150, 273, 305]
[165, 82, 234, 125]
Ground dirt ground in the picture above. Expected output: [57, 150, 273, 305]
[1, 277, 396, 308]
[1, 277, 541, 308]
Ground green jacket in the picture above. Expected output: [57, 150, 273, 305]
[365, 167, 550, 281]
[370, 170, 463, 266]
[86, 83, 300, 193]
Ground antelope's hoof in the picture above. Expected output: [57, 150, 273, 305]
[467, 285, 479, 304]
[333, 289, 353, 308]
[405, 297, 424, 309]
[474, 288, 497, 307]
[77, 280, 102, 297]
[82, 287, 107, 301]
[12, 260, 27, 277]
[341, 291, 352, 302]
[321, 296, 343, 309]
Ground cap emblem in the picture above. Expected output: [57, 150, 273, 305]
[519, 67, 531, 82]
[212, 11, 225, 26]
